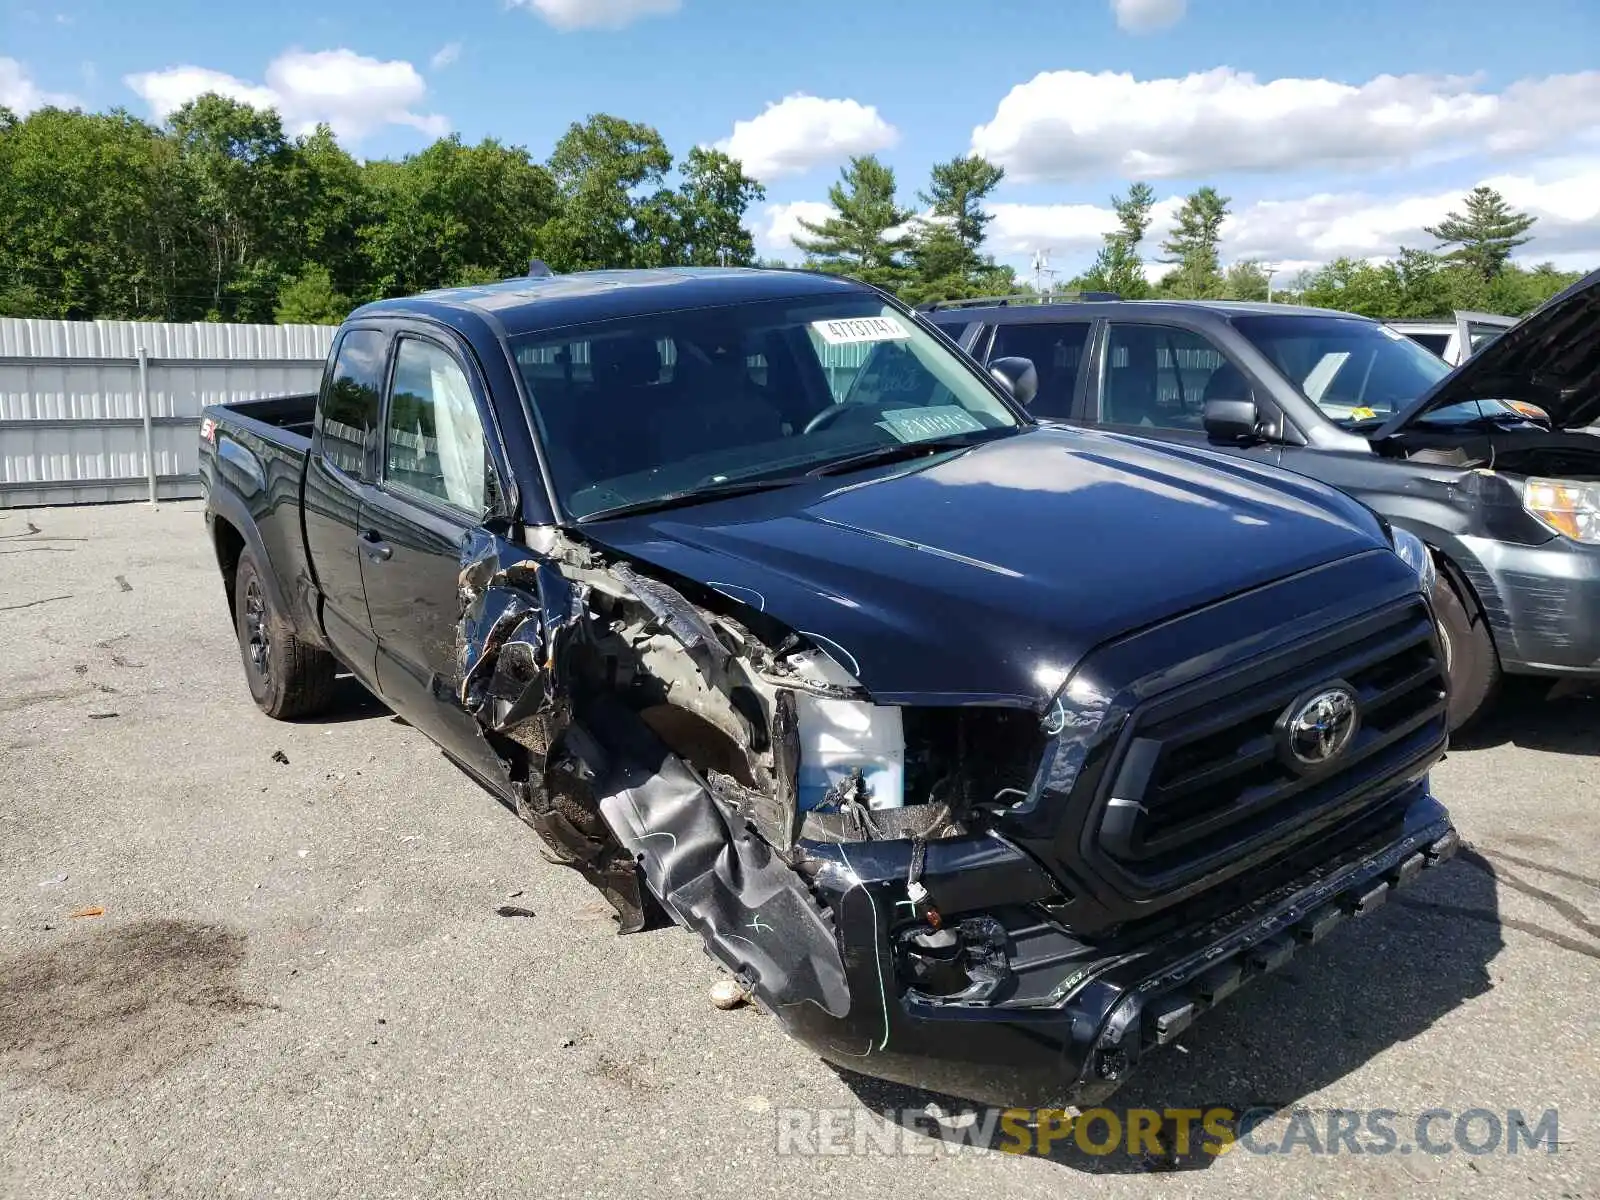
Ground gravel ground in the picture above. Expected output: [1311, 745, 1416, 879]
[1, 501, 1596, 1199]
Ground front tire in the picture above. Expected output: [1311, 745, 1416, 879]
[1432, 569, 1499, 733]
[234, 549, 338, 720]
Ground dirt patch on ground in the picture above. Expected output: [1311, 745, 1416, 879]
[0, 918, 268, 1094]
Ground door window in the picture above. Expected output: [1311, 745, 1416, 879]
[987, 322, 1091, 418]
[383, 339, 491, 514]
[316, 329, 387, 476]
[1102, 324, 1246, 431]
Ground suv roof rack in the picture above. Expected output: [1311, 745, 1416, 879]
[915, 291, 1121, 313]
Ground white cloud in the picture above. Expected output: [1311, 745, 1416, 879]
[715, 94, 898, 181]
[511, 0, 681, 30]
[126, 65, 277, 116]
[1112, 0, 1185, 33]
[985, 195, 1186, 257]
[1222, 162, 1600, 271]
[971, 68, 1600, 182]
[985, 203, 1118, 256]
[980, 164, 1600, 276]
[755, 201, 836, 255]
[430, 42, 462, 70]
[126, 49, 449, 140]
[0, 57, 80, 114]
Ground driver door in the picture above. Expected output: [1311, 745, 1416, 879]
[359, 329, 512, 789]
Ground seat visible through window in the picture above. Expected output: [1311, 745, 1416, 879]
[384, 339, 488, 512]
[1103, 324, 1240, 432]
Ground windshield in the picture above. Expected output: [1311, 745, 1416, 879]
[1232, 315, 1459, 428]
[510, 294, 1022, 519]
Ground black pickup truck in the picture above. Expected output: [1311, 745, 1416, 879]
[199, 266, 1458, 1108]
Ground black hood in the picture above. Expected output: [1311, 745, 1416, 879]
[581, 428, 1388, 707]
[1378, 267, 1600, 435]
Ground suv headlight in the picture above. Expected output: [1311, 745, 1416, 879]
[1391, 527, 1438, 594]
[1524, 478, 1600, 544]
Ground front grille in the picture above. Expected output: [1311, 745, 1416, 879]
[1097, 597, 1447, 888]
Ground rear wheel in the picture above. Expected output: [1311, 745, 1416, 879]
[1432, 568, 1499, 733]
[234, 549, 338, 719]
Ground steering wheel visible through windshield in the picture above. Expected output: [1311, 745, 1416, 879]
[510, 294, 1023, 520]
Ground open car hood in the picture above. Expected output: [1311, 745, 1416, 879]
[1376, 267, 1600, 436]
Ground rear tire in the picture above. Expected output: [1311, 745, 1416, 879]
[1432, 569, 1499, 733]
[234, 549, 338, 720]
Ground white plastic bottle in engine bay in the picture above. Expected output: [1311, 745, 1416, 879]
[786, 649, 905, 811]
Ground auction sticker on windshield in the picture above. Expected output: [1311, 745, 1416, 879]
[878, 406, 985, 442]
[812, 316, 910, 345]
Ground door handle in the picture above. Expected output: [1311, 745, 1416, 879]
[358, 529, 393, 562]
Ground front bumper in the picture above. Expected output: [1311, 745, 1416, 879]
[1459, 533, 1600, 675]
[788, 788, 1456, 1108]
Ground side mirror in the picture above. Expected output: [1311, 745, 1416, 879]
[989, 356, 1038, 408]
[1204, 397, 1262, 444]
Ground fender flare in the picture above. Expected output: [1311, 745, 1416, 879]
[207, 486, 298, 638]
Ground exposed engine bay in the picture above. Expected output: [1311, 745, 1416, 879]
[1377, 424, 1600, 481]
[448, 524, 1043, 935]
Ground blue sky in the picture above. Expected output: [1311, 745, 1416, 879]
[5, 0, 1599, 278]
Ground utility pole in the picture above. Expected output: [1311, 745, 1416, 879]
[1031, 249, 1057, 301]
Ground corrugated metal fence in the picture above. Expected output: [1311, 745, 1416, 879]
[0, 318, 337, 508]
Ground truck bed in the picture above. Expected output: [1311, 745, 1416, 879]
[221, 393, 318, 442]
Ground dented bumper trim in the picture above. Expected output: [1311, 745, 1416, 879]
[784, 790, 1455, 1108]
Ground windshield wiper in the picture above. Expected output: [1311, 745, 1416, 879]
[576, 476, 808, 523]
[806, 431, 1005, 478]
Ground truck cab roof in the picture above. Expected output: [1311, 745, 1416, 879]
[349, 267, 874, 338]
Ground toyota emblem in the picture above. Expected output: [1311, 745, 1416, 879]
[1279, 684, 1361, 770]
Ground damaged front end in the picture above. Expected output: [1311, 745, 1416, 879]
[446, 524, 1455, 1108]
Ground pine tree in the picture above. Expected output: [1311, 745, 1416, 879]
[1158, 186, 1230, 299]
[793, 155, 913, 288]
[1081, 181, 1155, 298]
[1424, 186, 1537, 281]
[905, 154, 1008, 301]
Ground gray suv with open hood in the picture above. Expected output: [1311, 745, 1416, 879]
[928, 269, 1600, 729]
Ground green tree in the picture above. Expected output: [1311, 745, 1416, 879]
[285, 126, 374, 305]
[1157, 186, 1230, 299]
[1298, 257, 1402, 316]
[904, 154, 1009, 302]
[1221, 260, 1270, 302]
[0, 106, 186, 319]
[362, 135, 557, 296]
[1487, 261, 1582, 315]
[167, 94, 302, 321]
[1080, 181, 1156, 298]
[274, 264, 349, 324]
[541, 114, 672, 270]
[794, 155, 914, 288]
[660, 146, 765, 266]
[1425, 186, 1537, 281]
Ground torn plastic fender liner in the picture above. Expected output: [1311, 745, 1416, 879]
[583, 695, 851, 1020]
[452, 528, 648, 930]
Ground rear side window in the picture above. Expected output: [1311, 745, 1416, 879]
[988, 322, 1091, 418]
[384, 338, 490, 514]
[317, 330, 387, 477]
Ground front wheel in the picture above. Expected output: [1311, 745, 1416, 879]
[234, 549, 338, 720]
[1432, 570, 1499, 733]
